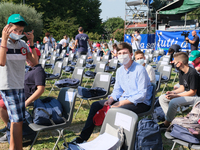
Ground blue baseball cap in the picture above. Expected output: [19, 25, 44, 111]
[7, 14, 28, 26]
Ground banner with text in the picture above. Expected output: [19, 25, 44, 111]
[155, 30, 200, 51]
[124, 34, 155, 50]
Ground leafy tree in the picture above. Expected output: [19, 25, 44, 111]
[103, 17, 124, 39]
[0, 2, 43, 41]
[86, 32, 101, 41]
[113, 29, 124, 42]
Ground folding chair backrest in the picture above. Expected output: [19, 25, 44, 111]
[148, 54, 153, 62]
[158, 65, 172, 81]
[95, 62, 106, 73]
[69, 50, 72, 55]
[39, 59, 47, 68]
[92, 72, 111, 95]
[155, 72, 162, 94]
[162, 56, 170, 63]
[57, 87, 77, 125]
[93, 56, 101, 65]
[40, 50, 44, 54]
[68, 53, 75, 61]
[156, 61, 168, 70]
[41, 53, 46, 59]
[59, 52, 65, 59]
[63, 57, 69, 68]
[61, 50, 66, 55]
[71, 67, 85, 85]
[153, 50, 159, 57]
[56, 49, 60, 54]
[92, 53, 97, 60]
[109, 58, 118, 68]
[50, 55, 57, 65]
[137, 83, 156, 117]
[102, 54, 109, 63]
[49, 48, 54, 53]
[80, 55, 87, 60]
[53, 61, 63, 76]
[100, 108, 138, 150]
[75, 58, 85, 67]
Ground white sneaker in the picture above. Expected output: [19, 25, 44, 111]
[0, 134, 7, 143]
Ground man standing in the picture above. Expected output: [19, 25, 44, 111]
[70, 42, 153, 144]
[74, 27, 93, 58]
[0, 14, 38, 150]
[185, 30, 199, 51]
[131, 30, 142, 52]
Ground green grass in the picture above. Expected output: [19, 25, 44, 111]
[0, 65, 194, 150]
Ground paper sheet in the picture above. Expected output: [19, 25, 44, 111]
[163, 58, 169, 62]
[78, 133, 118, 150]
[105, 55, 109, 59]
[114, 60, 118, 63]
[163, 66, 171, 72]
[65, 91, 74, 102]
[42, 60, 45, 64]
[58, 62, 62, 68]
[156, 74, 160, 81]
[100, 63, 105, 69]
[97, 57, 100, 61]
[77, 69, 83, 75]
[114, 112, 132, 131]
[80, 59, 83, 64]
[161, 61, 168, 65]
[100, 75, 109, 82]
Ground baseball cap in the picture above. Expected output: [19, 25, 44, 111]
[7, 14, 28, 26]
[189, 50, 200, 62]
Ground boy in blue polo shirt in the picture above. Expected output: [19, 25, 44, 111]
[0, 14, 38, 150]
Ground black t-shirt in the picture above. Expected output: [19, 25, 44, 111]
[75, 33, 89, 53]
[24, 64, 46, 100]
[179, 67, 200, 96]
[191, 35, 199, 51]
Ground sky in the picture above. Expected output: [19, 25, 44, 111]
[100, 0, 125, 21]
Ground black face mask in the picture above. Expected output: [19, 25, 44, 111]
[174, 62, 180, 71]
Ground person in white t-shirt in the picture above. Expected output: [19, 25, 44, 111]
[57, 34, 69, 54]
[131, 30, 141, 52]
[135, 50, 156, 84]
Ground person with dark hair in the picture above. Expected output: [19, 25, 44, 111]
[167, 44, 181, 63]
[159, 52, 200, 130]
[69, 42, 153, 144]
[0, 14, 38, 150]
[185, 30, 199, 51]
[74, 27, 93, 58]
[131, 30, 141, 52]
[135, 50, 156, 84]
[57, 35, 69, 54]
[189, 50, 200, 73]
[43, 32, 52, 54]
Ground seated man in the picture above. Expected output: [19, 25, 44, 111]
[71, 42, 153, 144]
[135, 50, 156, 84]
[167, 44, 181, 64]
[159, 52, 200, 130]
[0, 52, 46, 142]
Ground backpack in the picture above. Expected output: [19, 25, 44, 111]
[7, 111, 37, 146]
[55, 78, 80, 88]
[135, 119, 163, 150]
[152, 97, 165, 123]
[84, 71, 96, 78]
[167, 101, 200, 146]
[33, 97, 66, 126]
[78, 86, 107, 98]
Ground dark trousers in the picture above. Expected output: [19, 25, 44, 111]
[76, 51, 87, 58]
[80, 100, 150, 141]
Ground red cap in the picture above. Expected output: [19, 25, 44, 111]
[29, 47, 41, 56]
[93, 105, 110, 126]
[36, 41, 39, 43]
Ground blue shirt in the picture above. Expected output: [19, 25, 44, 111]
[75, 33, 89, 53]
[110, 61, 153, 106]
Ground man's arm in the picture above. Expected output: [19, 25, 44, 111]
[186, 36, 197, 44]
[0, 24, 12, 66]
[25, 85, 45, 107]
[166, 89, 197, 100]
[195, 66, 200, 72]
[88, 39, 93, 51]
[25, 30, 38, 65]
[74, 39, 78, 49]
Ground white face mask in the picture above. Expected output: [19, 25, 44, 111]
[136, 59, 145, 65]
[9, 33, 25, 40]
[118, 54, 130, 65]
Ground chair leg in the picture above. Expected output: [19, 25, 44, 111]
[161, 83, 167, 95]
[171, 141, 176, 150]
[48, 80, 56, 96]
[172, 72, 178, 85]
[84, 78, 90, 87]
[61, 129, 68, 148]
[29, 131, 40, 150]
[74, 99, 84, 118]
[51, 130, 61, 150]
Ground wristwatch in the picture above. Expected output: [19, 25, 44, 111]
[30, 45, 35, 49]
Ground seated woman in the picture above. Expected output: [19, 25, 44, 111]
[111, 43, 117, 59]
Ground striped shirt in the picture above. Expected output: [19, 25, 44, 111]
[0, 38, 30, 90]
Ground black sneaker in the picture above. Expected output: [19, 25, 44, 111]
[159, 123, 169, 131]
[0, 126, 7, 133]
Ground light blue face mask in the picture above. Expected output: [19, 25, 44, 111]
[9, 33, 25, 40]
[136, 59, 145, 65]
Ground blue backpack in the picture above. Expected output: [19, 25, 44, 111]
[135, 119, 163, 150]
[33, 97, 66, 126]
